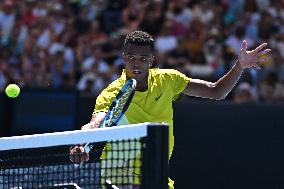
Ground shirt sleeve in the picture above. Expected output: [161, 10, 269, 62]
[168, 69, 190, 101]
[94, 79, 123, 113]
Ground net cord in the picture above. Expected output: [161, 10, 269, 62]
[0, 123, 149, 151]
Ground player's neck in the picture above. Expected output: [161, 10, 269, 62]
[136, 84, 148, 92]
[136, 76, 148, 92]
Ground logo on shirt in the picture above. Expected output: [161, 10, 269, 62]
[155, 92, 164, 101]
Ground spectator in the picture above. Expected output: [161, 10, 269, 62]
[154, 21, 178, 54]
[139, 1, 164, 37]
[233, 82, 257, 103]
[0, 0, 16, 47]
[121, 0, 145, 34]
[259, 72, 284, 103]
[225, 24, 254, 55]
[0, 0, 282, 104]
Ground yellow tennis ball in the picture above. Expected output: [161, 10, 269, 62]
[5, 84, 20, 98]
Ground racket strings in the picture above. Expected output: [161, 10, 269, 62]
[105, 87, 134, 127]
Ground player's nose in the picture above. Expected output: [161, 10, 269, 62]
[132, 59, 142, 68]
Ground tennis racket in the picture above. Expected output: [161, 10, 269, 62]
[84, 78, 137, 153]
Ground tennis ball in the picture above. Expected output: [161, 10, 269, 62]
[5, 84, 20, 98]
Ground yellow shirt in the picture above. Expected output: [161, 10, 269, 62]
[94, 68, 190, 158]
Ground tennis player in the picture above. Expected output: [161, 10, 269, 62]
[70, 31, 270, 188]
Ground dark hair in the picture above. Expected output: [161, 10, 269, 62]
[123, 31, 154, 53]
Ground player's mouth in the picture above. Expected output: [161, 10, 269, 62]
[132, 69, 142, 75]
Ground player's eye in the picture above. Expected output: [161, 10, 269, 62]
[127, 55, 135, 60]
[141, 57, 147, 62]
[125, 54, 153, 62]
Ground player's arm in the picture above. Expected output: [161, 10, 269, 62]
[183, 63, 244, 100]
[81, 80, 121, 130]
[69, 112, 106, 163]
[81, 112, 106, 130]
[183, 41, 270, 100]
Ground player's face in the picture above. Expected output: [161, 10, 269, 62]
[123, 43, 154, 90]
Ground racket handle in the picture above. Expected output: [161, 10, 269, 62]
[83, 122, 105, 153]
[83, 143, 93, 153]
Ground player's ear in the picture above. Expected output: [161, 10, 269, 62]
[149, 62, 152, 68]
[122, 52, 126, 61]
[149, 57, 154, 67]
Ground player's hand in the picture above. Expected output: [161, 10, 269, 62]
[81, 112, 106, 130]
[238, 40, 271, 70]
[69, 145, 90, 163]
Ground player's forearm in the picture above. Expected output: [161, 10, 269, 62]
[81, 112, 106, 130]
[81, 122, 98, 130]
[214, 61, 244, 99]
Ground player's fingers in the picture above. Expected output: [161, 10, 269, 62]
[70, 146, 78, 154]
[70, 151, 89, 163]
[253, 43, 267, 53]
[69, 154, 79, 163]
[79, 146, 86, 153]
[71, 145, 84, 154]
[80, 153, 90, 162]
[70, 146, 89, 162]
[74, 147, 82, 154]
[70, 146, 87, 162]
[258, 49, 271, 56]
[240, 40, 247, 53]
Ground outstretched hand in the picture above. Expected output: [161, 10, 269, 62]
[238, 40, 271, 69]
[69, 145, 90, 163]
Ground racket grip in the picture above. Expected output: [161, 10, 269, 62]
[83, 143, 93, 153]
[83, 122, 105, 153]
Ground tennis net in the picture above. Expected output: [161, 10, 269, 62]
[0, 123, 168, 189]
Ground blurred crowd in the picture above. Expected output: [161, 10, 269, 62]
[0, 0, 283, 104]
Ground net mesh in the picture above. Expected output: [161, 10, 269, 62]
[0, 125, 148, 189]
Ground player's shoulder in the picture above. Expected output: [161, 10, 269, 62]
[150, 68, 184, 78]
[109, 78, 124, 87]
[104, 78, 125, 92]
